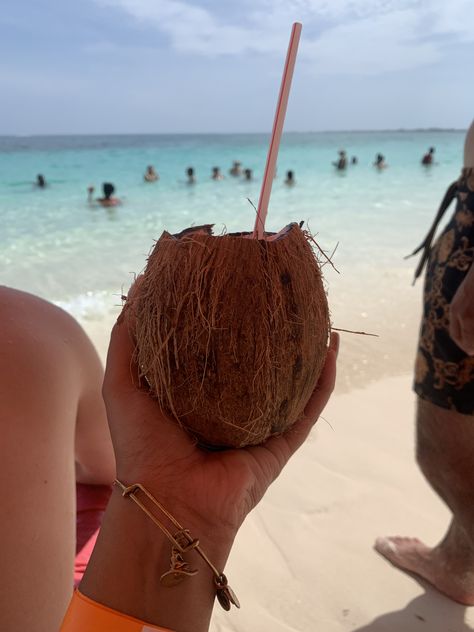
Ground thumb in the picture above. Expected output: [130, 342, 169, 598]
[103, 306, 143, 405]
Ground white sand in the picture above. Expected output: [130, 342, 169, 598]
[79, 306, 474, 631]
[210, 376, 474, 632]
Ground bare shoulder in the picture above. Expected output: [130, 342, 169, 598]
[1, 286, 81, 348]
[0, 286, 101, 387]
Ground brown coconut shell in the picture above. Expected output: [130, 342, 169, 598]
[132, 223, 330, 448]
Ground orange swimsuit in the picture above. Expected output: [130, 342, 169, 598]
[61, 591, 173, 632]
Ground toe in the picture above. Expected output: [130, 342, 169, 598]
[374, 536, 399, 557]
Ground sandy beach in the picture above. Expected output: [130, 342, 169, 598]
[78, 291, 474, 631]
[210, 375, 474, 632]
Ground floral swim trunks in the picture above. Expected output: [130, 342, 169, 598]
[414, 167, 474, 415]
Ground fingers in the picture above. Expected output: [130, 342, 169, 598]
[103, 308, 142, 405]
[303, 331, 339, 423]
[250, 332, 339, 474]
[105, 273, 147, 400]
[284, 331, 339, 453]
[102, 304, 191, 442]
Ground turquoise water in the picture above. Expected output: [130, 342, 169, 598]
[0, 131, 465, 340]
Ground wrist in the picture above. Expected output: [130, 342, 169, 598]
[114, 468, 241, 545]
[81, 483, 237, 632]
[117, 477, 237, 553]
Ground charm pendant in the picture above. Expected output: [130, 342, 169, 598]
[160, 547, 198, 587]
[160, 569, 189, 587]
[215, 573, 240, 610]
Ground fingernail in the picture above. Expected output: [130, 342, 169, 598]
[331, 331, 340, 357]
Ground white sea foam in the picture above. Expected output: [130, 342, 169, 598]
[54, 290, 121, 322]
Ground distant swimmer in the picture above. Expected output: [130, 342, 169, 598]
[229, 161, 242, 176]
[35, 174, 47, 188]
[332, 150, 347, 170]
[243, 168, 253, 181]
[186, 167, 196, 184]
[284, 170, 295, 186]
[421, 147, 435, 166]
[88, 182, 122, 207]
[374, 153, 388, 169]
[144, 165, 159, 182]
[351, 156, 358, 165]
[211, 166, 224, 180]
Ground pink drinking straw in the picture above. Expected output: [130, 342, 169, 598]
[253, 22, 302, 239]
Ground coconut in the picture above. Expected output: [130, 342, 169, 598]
[131, 222, 330, 448]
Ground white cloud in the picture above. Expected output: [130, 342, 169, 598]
[429, 0, 474, 42]
[302, 7, 439, 75]
[93, 0, 473, 74]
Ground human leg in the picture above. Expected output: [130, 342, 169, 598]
[0, 288, 114, 630]
[375, 396, 474, 605]
[69, 315, 115, 585]
[0, 289, 79, 630]
[72, 320, 115, 485]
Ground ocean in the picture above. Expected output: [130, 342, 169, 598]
[0, 130, 466, 388]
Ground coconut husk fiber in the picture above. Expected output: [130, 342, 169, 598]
[131, 222, 330, 448]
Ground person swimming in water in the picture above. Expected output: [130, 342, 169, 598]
[144, 165, 159, 182]
[243, 168, 253, 181]
[284, 170, 295, 186]
[211, 166, 224, 180]
[421, 147, 435, 166]
[186, 167, 196, 184]
[87, 183, 122, 207]
[332, 150, 347, 170]
[229, 161, 242, 176]
[35, 174, 47, 188]
[374, 153, 388, 169]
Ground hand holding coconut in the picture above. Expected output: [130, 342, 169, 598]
[105, 305, 337, 534]
[77, 305, 338, 631]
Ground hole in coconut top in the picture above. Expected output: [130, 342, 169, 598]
[169, 223, 300, 242]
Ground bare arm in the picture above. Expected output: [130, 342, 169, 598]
[77, 311, 338, 631]
[0, 289, 84, 630]
[72, 324, 115, 484]
[0, 287, 114, 631]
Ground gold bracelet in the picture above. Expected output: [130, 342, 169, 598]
[113, 479, 240, 611]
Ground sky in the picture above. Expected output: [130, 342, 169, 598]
[1, 0, 473, 134]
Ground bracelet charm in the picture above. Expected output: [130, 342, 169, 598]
[114, 479, 240, 611]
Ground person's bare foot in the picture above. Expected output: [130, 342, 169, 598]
[375, 536, 474, 606]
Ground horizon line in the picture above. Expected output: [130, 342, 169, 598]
[0, 127, 467, 138]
